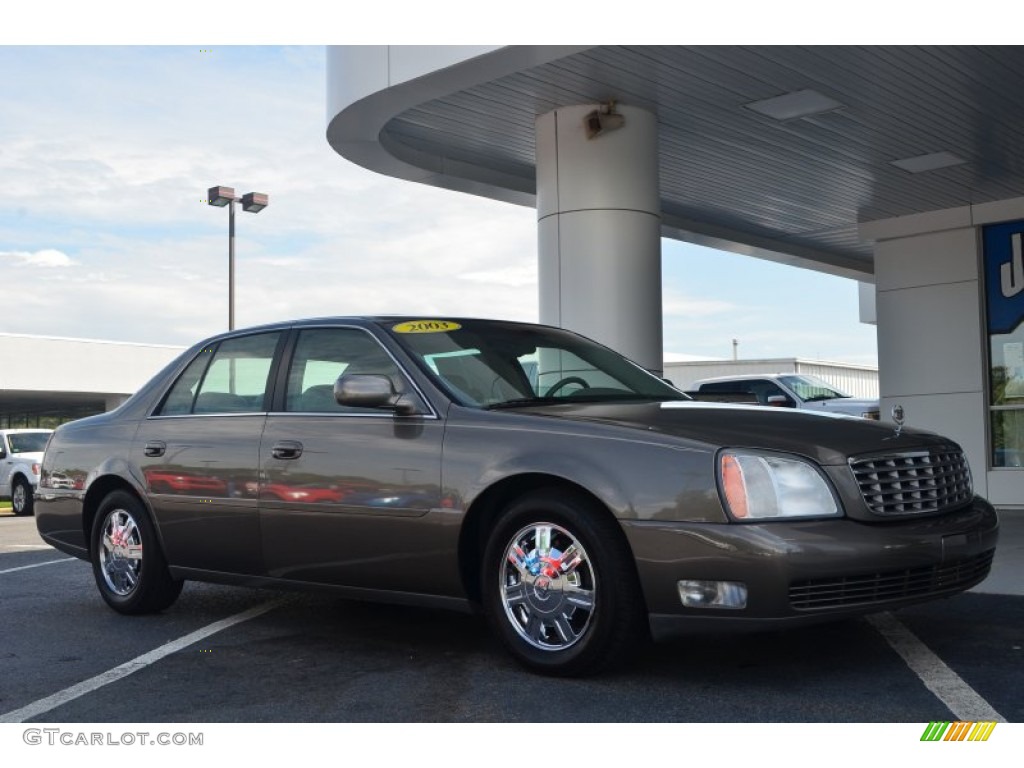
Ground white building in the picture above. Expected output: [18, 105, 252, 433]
[0, 333, 183, 427]
[664, 358, 878, 400]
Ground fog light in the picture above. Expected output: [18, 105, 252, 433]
[677, 580, 747, 609]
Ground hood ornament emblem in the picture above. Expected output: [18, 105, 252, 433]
[891, 404, 905, 438]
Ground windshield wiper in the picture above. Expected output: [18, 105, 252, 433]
[485, 397, 562, 410]
[486, 393, 688, 410]
[566, 393, 688, 403]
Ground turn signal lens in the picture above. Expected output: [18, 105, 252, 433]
[720, 454, 749, 519]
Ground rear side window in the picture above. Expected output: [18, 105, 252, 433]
[155, 333, 281, 415]
[7, 433, 50, 453]
[698, 381, 751, 394]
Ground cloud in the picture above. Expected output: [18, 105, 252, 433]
[0, 47, 542, 345]
[662, 291, 736, 317]
[0, 249, 78, 268]
[0, 46, 876, 367]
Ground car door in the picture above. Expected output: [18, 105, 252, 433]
[258, 326, 451, 594]
[133, 330, 284, 575]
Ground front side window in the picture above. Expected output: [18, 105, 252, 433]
[777, 374, 848, 402]
[155, 333, 281, 415]
[389, 320, 686, 409]
[285, 328, 403, 413]
[743, 379, 793, 406]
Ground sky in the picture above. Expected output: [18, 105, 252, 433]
[0, 43, 879, 366]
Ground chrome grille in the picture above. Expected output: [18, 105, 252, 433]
[789, 551, 994, 610]
[850, 448, 972, 516]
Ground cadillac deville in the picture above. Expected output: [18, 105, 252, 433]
[35, 317, 999, 675]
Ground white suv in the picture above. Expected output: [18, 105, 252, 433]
[689, 374, 880, 420]
[1, 429, 52, 516]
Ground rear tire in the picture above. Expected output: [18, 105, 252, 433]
[481, 488, 645, 676]
[11, 477, 34, 516]
[90, 490, 183, 614]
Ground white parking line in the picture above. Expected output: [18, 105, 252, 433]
[868, 612, 1006, 722]
[0, 598, 286, 723]
[0, 558, 75, 574]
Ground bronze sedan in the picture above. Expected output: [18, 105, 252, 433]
[35, 317, 999, 676]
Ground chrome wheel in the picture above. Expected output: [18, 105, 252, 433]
[499, 522, 596, 651]
[11, 483, 26, 512]
[91, 490, 182, 614]
[11, 478, 33, 516]
[98, 508, 143, 596]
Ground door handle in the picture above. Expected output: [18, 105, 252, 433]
[144, 441, 166, 457]
[271, 441, 303, 460]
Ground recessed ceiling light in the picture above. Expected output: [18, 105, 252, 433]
[890, 151, 967, 173]
[744, 89, 844, 121]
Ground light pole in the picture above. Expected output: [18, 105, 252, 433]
[207, 186, 269, 330]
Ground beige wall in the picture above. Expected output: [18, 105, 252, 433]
[862, 198, 1024, 508]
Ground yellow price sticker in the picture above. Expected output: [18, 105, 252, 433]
[392, 320, 462, 334]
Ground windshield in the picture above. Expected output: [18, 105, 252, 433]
[778, 374, 850, 402]
[6, 432, 50, 453]
[386, 320, 687, 409]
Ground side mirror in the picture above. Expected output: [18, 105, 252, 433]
[766, 395, 794, 408]
[334, 374, 419, 416]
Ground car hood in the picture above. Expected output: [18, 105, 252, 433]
[10, 451, 44, 465]
[507, 400, 951, 465]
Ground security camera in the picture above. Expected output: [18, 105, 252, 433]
[584, 104, 625, 139]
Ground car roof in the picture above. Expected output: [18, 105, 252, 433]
[188, 316, 573, 347]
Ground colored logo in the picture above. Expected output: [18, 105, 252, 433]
[983, 220, 1024, 335]
[920, 721, 997, 742]
[392, 320, 462, 334]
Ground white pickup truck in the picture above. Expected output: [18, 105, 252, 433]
[688, 373, 880, 420]
[0, 429, 52, 516]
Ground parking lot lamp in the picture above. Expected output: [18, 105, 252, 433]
[207, 186, 269, 330]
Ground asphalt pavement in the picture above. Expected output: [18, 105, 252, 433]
[0, 508, 1020, 723]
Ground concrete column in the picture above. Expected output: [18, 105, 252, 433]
[535, 105, 662, 373]
[861, 206, 995, 503]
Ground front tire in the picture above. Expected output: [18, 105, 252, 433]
[11, 477, 34, 516]
[481, 489, 645, 676]
[90, 490, 183, 614]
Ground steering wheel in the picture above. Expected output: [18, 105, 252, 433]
[544, 376, 590, 397]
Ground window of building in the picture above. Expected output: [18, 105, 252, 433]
[983, 221, 1024, 468]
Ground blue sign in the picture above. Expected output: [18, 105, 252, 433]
[983, 220, 1024, 335]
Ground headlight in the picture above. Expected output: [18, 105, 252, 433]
[718, 450, 841, 521]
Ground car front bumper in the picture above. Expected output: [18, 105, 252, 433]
[623, 497, 999, 638]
